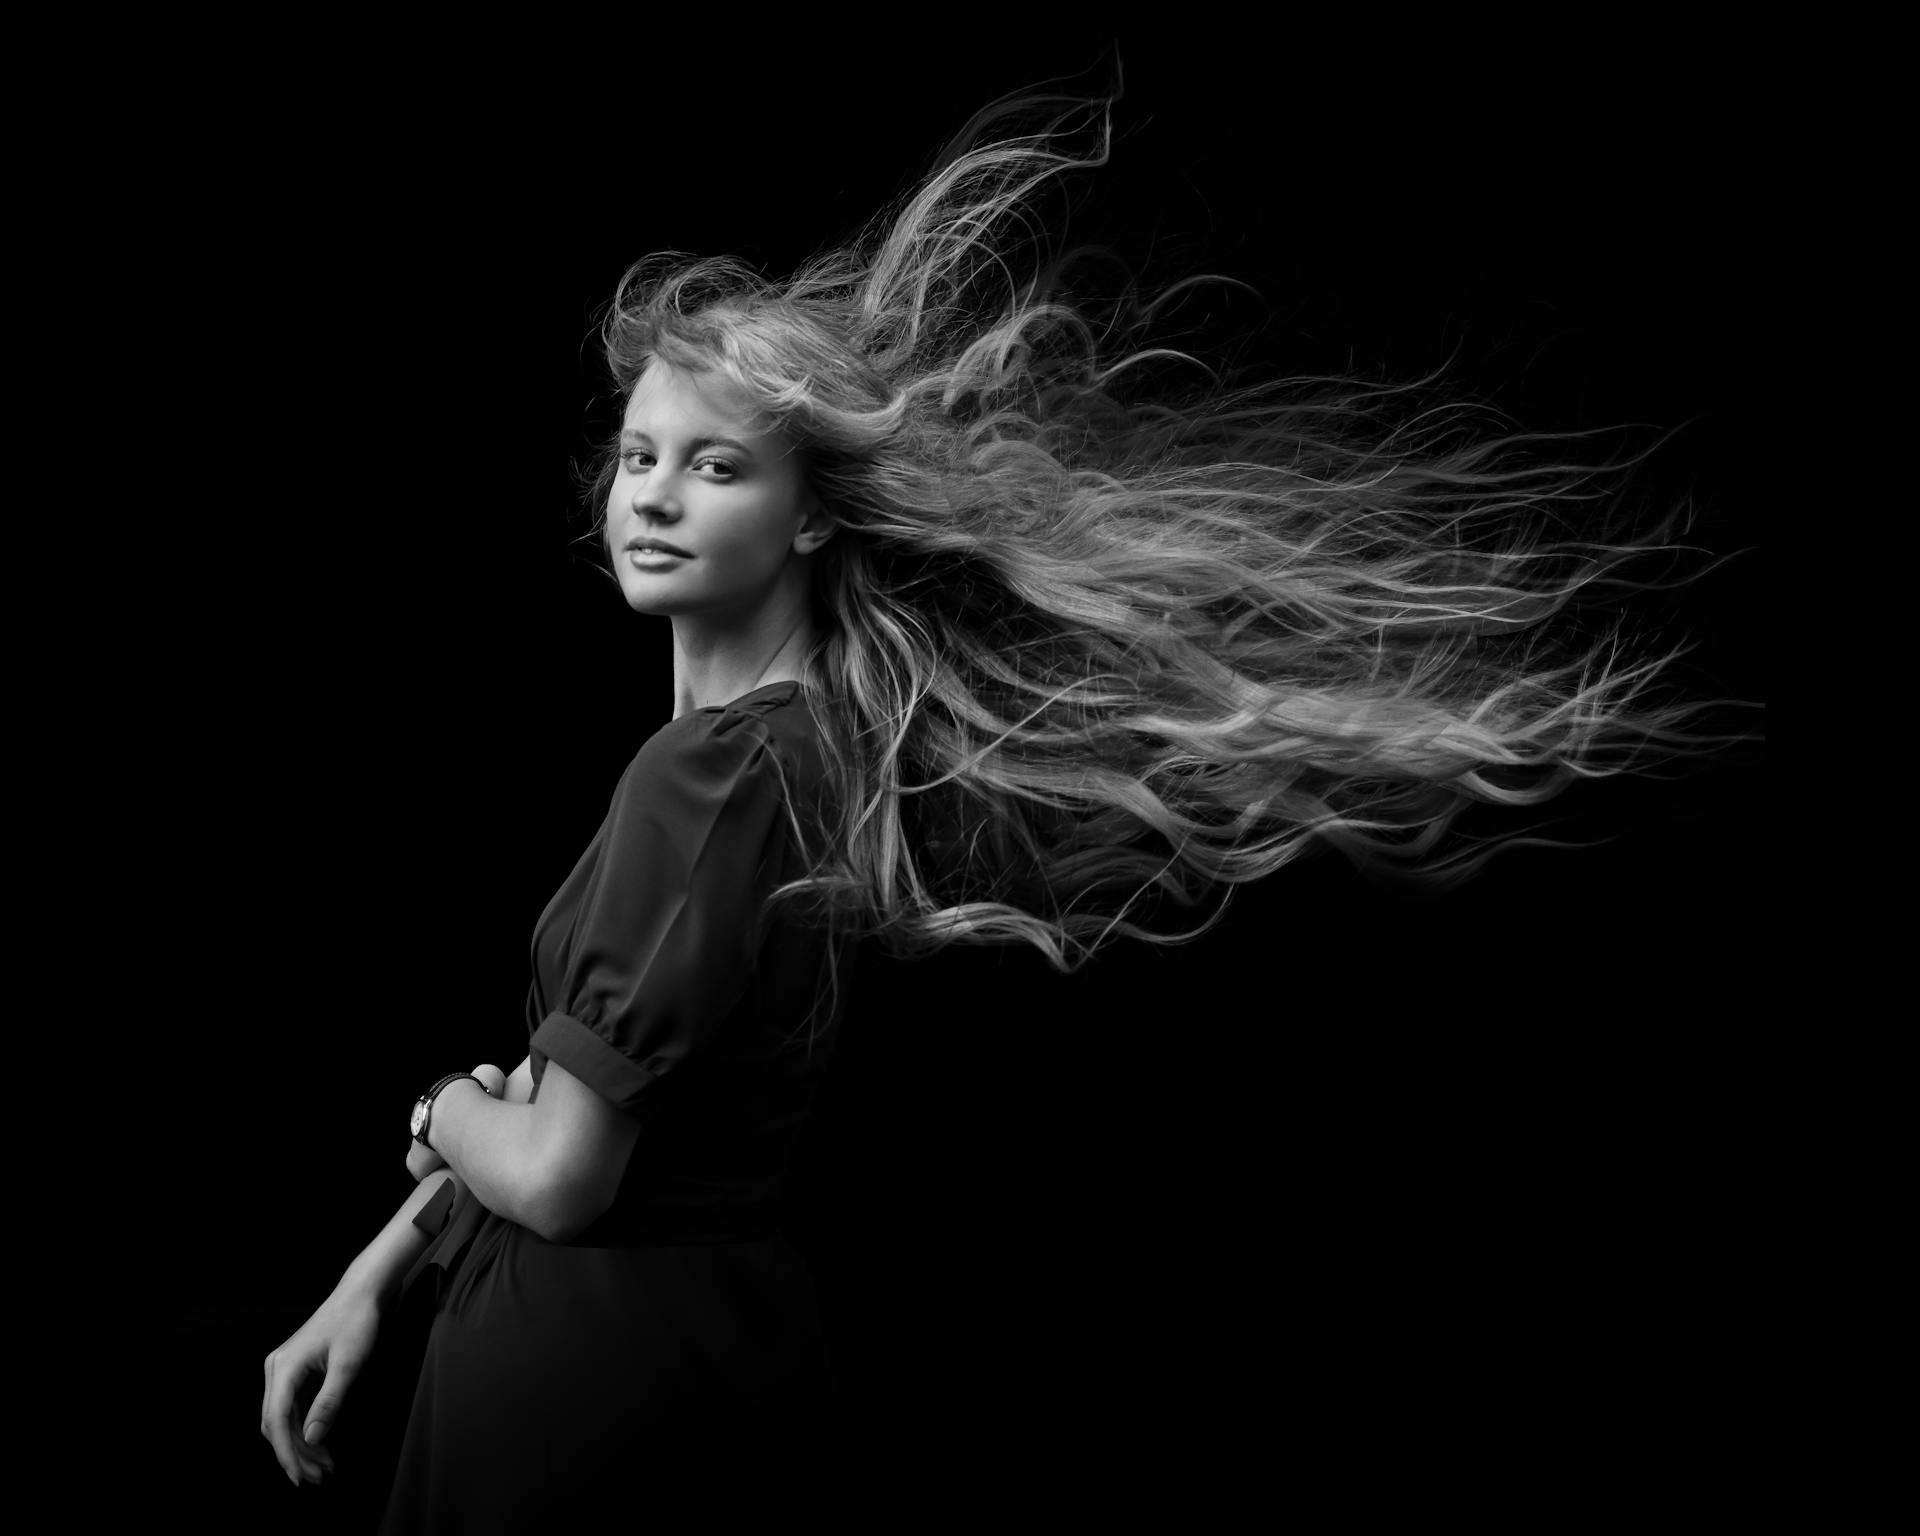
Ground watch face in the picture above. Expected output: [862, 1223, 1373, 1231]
[410, 1099, 429, 1138]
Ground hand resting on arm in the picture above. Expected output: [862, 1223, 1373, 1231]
[261, 1054, 637, 1488]
[408, 1054, 641, 1244]
[404, 1059, 513, 1181]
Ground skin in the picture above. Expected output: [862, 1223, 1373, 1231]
[261, 1062, 515, 1486]
[608, 360, 834, 717]
[261, 360, 834, 1490]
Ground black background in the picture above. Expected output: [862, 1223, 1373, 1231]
[113, 33, 1769, 1530]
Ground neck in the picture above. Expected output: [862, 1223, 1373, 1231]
[670, 588, 816, 718]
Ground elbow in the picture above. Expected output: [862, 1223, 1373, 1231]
[528, 1193, 593, 1245]
[522, 1160, 616, 1245]
[518, 1078, 637, 1243]
[526, 1202, 582, 1246]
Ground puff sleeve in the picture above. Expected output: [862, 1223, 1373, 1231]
[528, 710, 786, 1116]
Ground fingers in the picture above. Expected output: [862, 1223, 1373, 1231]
[293, 1428, 337, 1485]
[407, 1138, 447, 1182]
[301, 1350, 361, 1468]
[260, 1344, 305, 1483]
[472, 1062, 506, 1097]
[261, 1346, 337, 1487]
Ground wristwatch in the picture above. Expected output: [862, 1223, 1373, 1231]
[411, 1072, 487, 1147]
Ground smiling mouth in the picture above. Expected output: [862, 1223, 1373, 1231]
[627, 539, 692, 558]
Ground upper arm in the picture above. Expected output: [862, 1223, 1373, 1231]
[504, 1054, 534, 1105]
[518, 715, 787, 1239]
[527, 717, 783, 1115]
[527, 1056, 642, 1241]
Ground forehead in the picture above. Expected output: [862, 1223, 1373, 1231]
[621, 362, 776, 442]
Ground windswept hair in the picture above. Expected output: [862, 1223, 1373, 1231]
[584, 88, 1750, 971]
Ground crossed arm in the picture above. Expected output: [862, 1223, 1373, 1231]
[263, 1050, 645, 1485]
[409, 1053, 642, 1244]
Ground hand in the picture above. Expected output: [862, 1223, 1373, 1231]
[260, 1280, 381, 1487]
[406, 1065, 508, 1180]
[406, 1137, 447, 1181]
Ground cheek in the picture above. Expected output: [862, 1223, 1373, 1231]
[709, 498, 797, 570]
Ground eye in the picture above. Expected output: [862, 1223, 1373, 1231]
[696, 457, 739, 480]
[620, 447, 655, 472]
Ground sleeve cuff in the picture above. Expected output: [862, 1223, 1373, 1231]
[530, 1009, 663, 1115]
[411, 1176, 457, 1238]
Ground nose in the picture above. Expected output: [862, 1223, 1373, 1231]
[629, 465, 682, 524]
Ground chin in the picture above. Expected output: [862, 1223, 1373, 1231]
[620, 588, 680, 617]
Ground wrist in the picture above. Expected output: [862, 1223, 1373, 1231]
[425, 1077, 488, 1157]
[413, 1071, 488, 1152]
[338, 1249, 403, 1312]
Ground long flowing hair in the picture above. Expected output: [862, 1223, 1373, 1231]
[583, 88, 1751, 972]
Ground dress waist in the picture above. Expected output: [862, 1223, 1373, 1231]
[576, 1199, 785, 1245]
[400, 1181, 786, 1314]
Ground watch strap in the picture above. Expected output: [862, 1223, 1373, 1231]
[413, 1071, 486, 1145]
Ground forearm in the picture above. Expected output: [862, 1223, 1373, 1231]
[339, 1168, 459, 1311]
[426, 1081, 555, 1236]
[342, 1059, 539, 1304]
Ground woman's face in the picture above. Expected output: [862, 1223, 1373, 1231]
[606, 362, 825, 621]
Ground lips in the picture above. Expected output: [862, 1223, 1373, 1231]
[626, 538, 692, 557]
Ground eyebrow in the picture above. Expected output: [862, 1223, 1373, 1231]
[619, 428, 756, 458]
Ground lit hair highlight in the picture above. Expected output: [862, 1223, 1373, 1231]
[584, 90, 1752, 971]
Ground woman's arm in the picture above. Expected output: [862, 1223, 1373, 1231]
[261, 1167, 461, 1485]
[263, 1058, 541, 1486]
[421, 1057, 640, 1243]
[341, 1168, 461, 1307]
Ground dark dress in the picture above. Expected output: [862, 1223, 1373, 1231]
[379, 680, 850, 1533]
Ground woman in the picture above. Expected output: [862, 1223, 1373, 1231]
[259, 87, 1748, 1529]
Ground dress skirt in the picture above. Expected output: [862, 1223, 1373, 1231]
[379, 684, 853, 1531]
[379, 1188, 842, 1533]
